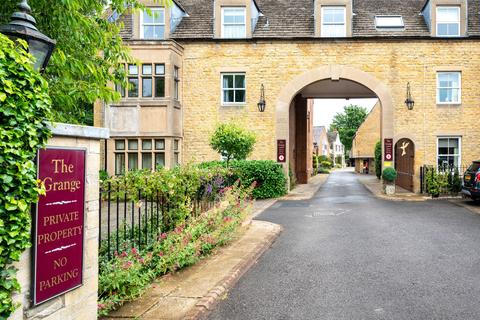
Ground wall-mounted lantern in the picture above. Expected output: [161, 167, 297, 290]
[405, 82, 415, 110]
[0, 0, 56, 72]
[257, 84, 266, 112]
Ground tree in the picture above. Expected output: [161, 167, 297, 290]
[329, 104, 368, 155]
[210, 123, 256, 164]
[0, 0, 171, 124]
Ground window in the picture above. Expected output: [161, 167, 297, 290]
[155, 64, 165, 98]
[436, 6, 460, 37]
[221, 7, 246, 38]
[222, 73, 246, 104]
[114, 138, 167, 174]
[437, 72, 461, 104]
[375, 16, 404, 29]
[437, 137, 461, 169]
[128, 64, 138, 98]
[141, 8, 165, 39]
[174, 66, 179, 100]
[321, 6, 346, 37]
[142, 64, 152, 97]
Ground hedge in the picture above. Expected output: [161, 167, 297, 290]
[199, 160, 287, 199]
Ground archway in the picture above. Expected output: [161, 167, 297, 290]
[395, 138, 415, 192]
[276, 65, 394, 184]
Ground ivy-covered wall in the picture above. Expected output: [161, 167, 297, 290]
[0, 34, 52, 319]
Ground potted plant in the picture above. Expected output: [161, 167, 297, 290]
[382, 167, 397, 195]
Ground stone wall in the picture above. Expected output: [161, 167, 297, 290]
[180, 39, 480, 192]
[351, 102, 381, 159]
[10, 123, 108, 320]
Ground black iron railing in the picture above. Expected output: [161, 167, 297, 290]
[98, 182, 216, 261]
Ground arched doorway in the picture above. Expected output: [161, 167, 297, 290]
[395, 138, 415, 192]
[276, 65, 394, 185]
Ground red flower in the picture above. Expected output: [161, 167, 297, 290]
[131, 247, 138, 255]
[160, 233, 167, 239]
[158, 251, 164, 257]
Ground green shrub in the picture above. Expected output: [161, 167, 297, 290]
[382, 167, 397, 183]
[199, 160, 287, 199]
[210, 123, 256, 163]
[318, 155, 330, 163]
[374, 141, 382, 179]
[320, 160, 333, 169]
[448, 170, 462, 194]
[99, 169, 109, 182]
[312, 155, 319, 174]
[425, 170, 449, 197]
[335, 156, 343, 165]
[318, 168, 330, 174]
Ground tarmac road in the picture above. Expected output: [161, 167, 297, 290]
[209, 169, 480, 320]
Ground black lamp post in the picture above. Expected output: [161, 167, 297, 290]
[405, 82, 415, 110]
[0, 0, 56, 72]
[257, 84, 266, 112]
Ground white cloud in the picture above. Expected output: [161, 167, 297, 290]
[313, 98, 378, 128]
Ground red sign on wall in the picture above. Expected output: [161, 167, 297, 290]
[277, 140, 286, 163]
[384, 138, 393, 161]
[33, 148, 86, 305]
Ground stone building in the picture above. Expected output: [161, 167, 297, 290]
[313, 126, 330, 157]
[351, 102, 381, 175]
[97, 0, 480, 192]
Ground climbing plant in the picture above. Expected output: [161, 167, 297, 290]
[0, 34, 52, 318]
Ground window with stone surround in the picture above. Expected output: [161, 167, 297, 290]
[141, 8, 165, 39]
[321, 6, 346, 37]
[114, 138, 166, 174]
[221, 7, 247, 38]
[174, 66, 180, 100]
[436, 6, 460, 37]
[221, 73, 246, 104]
[437, 71, 461, 104]
[117, 63, 165, 98]
[437, 137, 461, 169]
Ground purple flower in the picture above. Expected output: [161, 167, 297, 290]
[206, 184, 213, 195]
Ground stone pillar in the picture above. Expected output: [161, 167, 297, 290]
[10, 123, 109, 320]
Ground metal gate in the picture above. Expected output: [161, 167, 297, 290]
[395, 138, 414, 192]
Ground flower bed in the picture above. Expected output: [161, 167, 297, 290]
[97, 175, 253, 316]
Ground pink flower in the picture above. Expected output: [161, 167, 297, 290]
[98, 304, 106, 309]
[138, 258, 145, 264]
[160, 233, 167, 239]
[120, 251, 128, 258]
[131, 247, 138, 255]
[122, 261, 133, 269]
[158, 251, 164, 257]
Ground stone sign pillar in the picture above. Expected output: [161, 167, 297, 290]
[10, 123, 109, 320]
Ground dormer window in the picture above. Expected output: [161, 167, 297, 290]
[221, 7, 247, 38]
[436, 6, 460, 37]
[375, 16, 404, 29]
[141, 8, 165, 39]
[321, 6, 346, 37]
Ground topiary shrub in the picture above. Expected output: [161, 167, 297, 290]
[210, 123, 256, 164]
[382, 167, 397, 183]
[320, 160, 333, 169]
[312, 154, 319, 175]
[374, 141, 382, 179]
[0, 35, 52, 318]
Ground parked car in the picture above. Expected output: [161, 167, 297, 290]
[462, 160, 480, 201]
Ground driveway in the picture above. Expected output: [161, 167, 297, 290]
[209, 169, 480, 319]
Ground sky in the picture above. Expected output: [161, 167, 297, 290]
[313, 98, 378, 129]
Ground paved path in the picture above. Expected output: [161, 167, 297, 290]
[209, 169, 480, 319]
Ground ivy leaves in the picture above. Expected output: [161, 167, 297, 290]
[0, 34, 52, 318]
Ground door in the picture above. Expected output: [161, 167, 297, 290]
[395, 138, 414, 192]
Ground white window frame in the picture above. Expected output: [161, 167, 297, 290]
[436, 136, 462, 170]
[321, 6, 346, 37]
[436, 6, 460, 37]
[436, 71, 461, 104]
[221, 73, 246, 105]
[140, 7, 166, 40]
[221, 7, 247, 39]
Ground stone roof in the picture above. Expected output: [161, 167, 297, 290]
[171, 0, 479, 39]
[313, 126, 326, 145]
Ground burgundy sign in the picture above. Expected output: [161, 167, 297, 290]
[384, 138, 393, 161]
[277, 140, 286, 163]
[34, 148, 86, 305]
